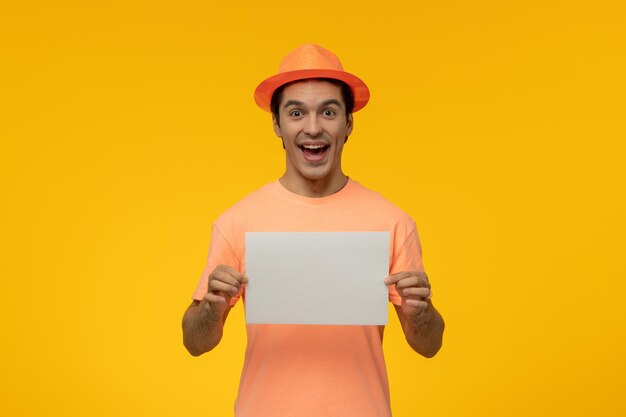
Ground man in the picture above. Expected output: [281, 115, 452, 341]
[182, 44, 444, 417]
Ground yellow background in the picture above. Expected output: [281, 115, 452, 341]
[1, 1, 625, 416]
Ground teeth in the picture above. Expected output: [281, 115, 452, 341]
[302, 144, 326, 149]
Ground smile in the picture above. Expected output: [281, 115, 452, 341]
[299, 144, 330, 162]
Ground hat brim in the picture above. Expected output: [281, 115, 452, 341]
[254, 69, 370, 113]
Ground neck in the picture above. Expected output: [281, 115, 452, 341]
[279, 172, 349, 198]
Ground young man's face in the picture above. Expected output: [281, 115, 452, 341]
[273, 79, 353, 183]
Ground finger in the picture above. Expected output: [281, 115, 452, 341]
[383, 271, 413, 285]
[213, 265, 245, 282]
[394, 276, 421, 290]
[396, 275, 431, 290]
[214, 265, 247, 284]
[211, 270, 244, 289]
[384, 271, 428, 285]
[209, 279, 239, 296]
[204, 293, 228, 319]
[400, 287, 431, 299]
[205, 292, 227, 305]
[416, 274, 431, 289]
[406, 299, 428, 310]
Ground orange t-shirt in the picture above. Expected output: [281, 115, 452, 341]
[193, 179, 424, 417]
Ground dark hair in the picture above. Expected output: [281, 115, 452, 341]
[270, 78, 355, 125]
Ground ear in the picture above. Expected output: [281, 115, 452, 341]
[272, 114, 282, 137]
[344, 113, 353, 143]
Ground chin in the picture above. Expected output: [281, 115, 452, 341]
[297, 164, 331, 180]
[301, 171, 329, 181]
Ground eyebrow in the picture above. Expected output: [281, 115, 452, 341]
[321, 99, 341, 108]
[282, 99, 342, 109]
[283, 100, 304, 109]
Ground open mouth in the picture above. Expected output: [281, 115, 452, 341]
[299, 144, 330, 161]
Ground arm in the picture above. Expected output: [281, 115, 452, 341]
[182, 265, 247, 356]
[394, 301, 444, 358]
[182, 298, 231, 356]
[386, 271, 445, 357]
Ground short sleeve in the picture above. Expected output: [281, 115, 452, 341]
[192, 224, 243, 306]
[388, 221, 425, 306]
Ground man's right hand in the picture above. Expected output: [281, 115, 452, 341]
[203, 264, 248, 320]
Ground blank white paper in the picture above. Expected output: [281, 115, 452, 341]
[245, 232, 390, 325]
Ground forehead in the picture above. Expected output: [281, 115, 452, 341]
[280, 79, 344, 107]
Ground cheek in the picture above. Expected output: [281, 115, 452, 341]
[335, 137, 346, 152]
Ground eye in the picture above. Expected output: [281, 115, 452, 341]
[323, 109, 336, 117]
[289, 110, 303, 117]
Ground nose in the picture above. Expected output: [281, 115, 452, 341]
[303, 114, 323, 137]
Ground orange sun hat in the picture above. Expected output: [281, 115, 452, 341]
[254, 44, 370, 113]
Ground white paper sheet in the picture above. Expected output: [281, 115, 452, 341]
[245, 232, 390, 325]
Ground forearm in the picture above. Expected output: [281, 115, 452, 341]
[399, 302, 445, 358]
[182, 300, 226, 356]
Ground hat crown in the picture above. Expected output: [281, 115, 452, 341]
[278, 44, 345, 73]
[254, 44, 369, 113]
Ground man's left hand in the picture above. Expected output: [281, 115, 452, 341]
[384, 271, 432, 317]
